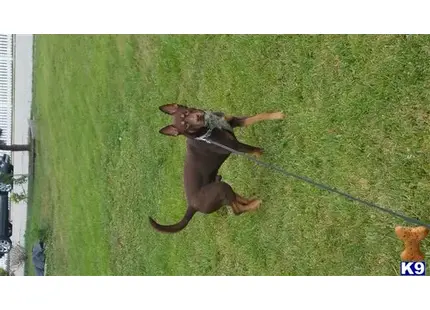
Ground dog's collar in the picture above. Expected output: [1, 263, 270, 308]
[195, 111, 233, 144]
[203, 111, 233, 133]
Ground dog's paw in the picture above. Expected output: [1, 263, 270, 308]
[249, 199, 262, 211]
[270, 112, 286, 120]
[251, 148, 264, 158]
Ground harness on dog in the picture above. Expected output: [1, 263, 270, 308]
[204, 111, 233, 133]
[196, 111, 233, 143]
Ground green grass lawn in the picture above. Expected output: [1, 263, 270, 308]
[26, 35, 430, 275]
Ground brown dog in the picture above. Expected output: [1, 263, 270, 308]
[149, 103, 285, 233]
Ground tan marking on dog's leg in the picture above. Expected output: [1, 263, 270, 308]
[236, 194, 252, 205]
[242, 112, 285, 126]
[238, 199, 262, 212]
[249, 148, 263, 158]
[231, 202, 243, 215]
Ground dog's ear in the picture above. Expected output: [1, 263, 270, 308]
[159, 125, 180, 136]
[159, 103, 178, 115]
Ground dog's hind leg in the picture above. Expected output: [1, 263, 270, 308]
[194, 182, 261, 216]
[231, 199, 262, 215]
[235, 194, 253, 205]
[193, 182, 236, 214]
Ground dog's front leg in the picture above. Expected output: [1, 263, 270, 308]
[234, 141, 264, 157]
[227, 112, 285, 128]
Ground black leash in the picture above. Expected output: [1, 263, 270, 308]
[196, 134, 430, 229]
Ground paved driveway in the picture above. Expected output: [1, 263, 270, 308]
[9, 34, 33, 276]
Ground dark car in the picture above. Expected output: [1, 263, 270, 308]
[0, 154, 13, 254]
[0, 154, 13, 193]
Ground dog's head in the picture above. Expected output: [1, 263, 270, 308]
[158, 103, 206, 137]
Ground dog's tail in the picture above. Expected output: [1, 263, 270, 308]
[149, 207, 196, 233]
